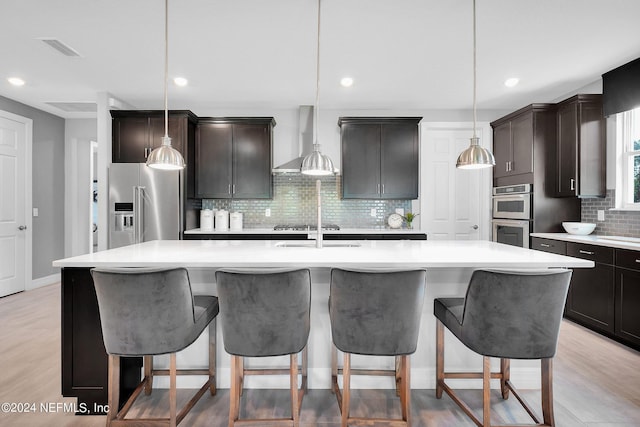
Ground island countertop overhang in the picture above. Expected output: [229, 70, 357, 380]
[53, 239, 594, 269]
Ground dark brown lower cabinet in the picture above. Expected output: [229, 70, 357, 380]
[531, 237, 639, 350]
[615, 249, 640, 347]
[61, 268, 141, 414]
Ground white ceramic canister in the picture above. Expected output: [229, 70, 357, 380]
[200, 209, 214, 231]
[230, 212, 243, 231]
[215, 210, 229, 231]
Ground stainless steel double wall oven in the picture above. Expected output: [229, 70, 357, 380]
[492, 184, 532, 248]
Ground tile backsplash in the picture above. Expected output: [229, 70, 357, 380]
[199, 175, 412, 229]
[582, 189, 640, 237]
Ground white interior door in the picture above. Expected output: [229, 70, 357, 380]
[421, 123, 491, 240]
[0, 111, 31, 297]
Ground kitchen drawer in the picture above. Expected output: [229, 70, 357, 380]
[567, 242, 614, 264]
[615, 248, 640, 271]
[531, 237, 566, 255]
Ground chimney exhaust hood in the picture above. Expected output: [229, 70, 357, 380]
[272, 106, 338, 174]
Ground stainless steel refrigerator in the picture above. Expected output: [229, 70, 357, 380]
[108, 163, 181, 249]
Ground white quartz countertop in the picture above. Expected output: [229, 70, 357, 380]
[184, 228, 425, 235]
[532, 233, 640, 251]
[53, 240, 593, 269]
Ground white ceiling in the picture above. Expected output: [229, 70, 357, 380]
[1, 0, 640, 119]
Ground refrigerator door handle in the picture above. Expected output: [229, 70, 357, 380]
[133, 186, 145, 244]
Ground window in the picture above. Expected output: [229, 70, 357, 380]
[617, 107, 640, 209]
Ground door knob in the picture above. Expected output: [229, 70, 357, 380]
[471, 225, 479, 230]
[18, 225, 27, 230]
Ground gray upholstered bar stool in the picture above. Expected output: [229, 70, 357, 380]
[215, 268, 311, 427]
[434, 269, 572, 427]
[329, 268, 426, 427]
[91, 267, 219, 427]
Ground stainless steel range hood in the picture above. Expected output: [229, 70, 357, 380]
[272, 105, 322, 173]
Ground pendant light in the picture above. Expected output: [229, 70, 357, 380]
[456, 0, 495, 169]
[146, 0, 185, 170]
[301, 0, 335, 176]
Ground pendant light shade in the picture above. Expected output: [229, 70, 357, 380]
[301, 144, 335, 175]
[146, 0, 185, 170]
[301, 0, 335, 176]
[456, 137, 495, 169]
[455, 0, 495, 170]
[146, 136, 185, 170]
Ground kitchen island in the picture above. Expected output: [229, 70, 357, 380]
[53, 239, 593, 412]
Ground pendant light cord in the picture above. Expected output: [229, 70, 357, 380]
[314, 0, 321, 147]
[472, 0, 477, 140]
[164, 0, 169, 140]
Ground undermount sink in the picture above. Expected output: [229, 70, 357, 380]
[597, 236, 640, 244]
[275, 241, 361, 248]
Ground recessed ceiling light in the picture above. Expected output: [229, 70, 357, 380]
[173, 77, 188, 87]
[8, 77, 25, 86]
[504, 77, 520, 88]
[340, 77, 354, 88]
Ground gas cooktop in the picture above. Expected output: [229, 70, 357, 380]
[273, 224, 340, 231]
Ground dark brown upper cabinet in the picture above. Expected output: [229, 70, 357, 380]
[555, 94, 605, 198]
[111, 110, 197, 164]
[491, 104, 556, 188]
[195, 118, 274, 199]
[339, 117, 421, 200]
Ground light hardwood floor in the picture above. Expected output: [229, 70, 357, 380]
[1, 283, 639, 426]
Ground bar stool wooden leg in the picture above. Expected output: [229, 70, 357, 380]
[541, 358, 555, 427]
[229, 355, 239, 427]
[436, 320, 444, 399]
[144, 356, 153, 395]
[341, 353, 351, 427]
[482, 356, 491, 427]
[290, 354, 300, 427]
[209, 319, 217, 396]
[400, 355, 411, 426]
[239, 356, 245, 397]
[500, 358, 510, 399]
[107, 355, 120, 427]
[169, 353, 177, 427]
[331, 344, 338, 395]
[395, 355, 402, 397]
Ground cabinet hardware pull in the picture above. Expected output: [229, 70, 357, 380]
[382, 184, 385, 194]
[506, 161, 510, 172]
[228, 184, 231, 194]
[377, 184, 380, 194]
[570, 178, 575, 191]
[233, 184, 236, 194]
[144, 147, 150, 158]
[579, 250, 594, 255]
[540, 243, 550, 248]
[635, 260, 640, 263]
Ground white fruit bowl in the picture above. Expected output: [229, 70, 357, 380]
[562, 222, 596, 235]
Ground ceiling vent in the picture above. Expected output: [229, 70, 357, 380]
[38, 38, 82, 57]
[46, 102, 97, 112]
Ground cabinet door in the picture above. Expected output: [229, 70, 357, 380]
[492, 121, 511, 179]
[112, 116, 149, 163]
[615, 267, 640, 347]
[510, 113, 534, 176]
[341, 123, 381, 199]
[149, 116, 185, 155]
[196, 123, 233, 198]
[578, 102, 605, 197]
[566, 263, 615, 333]
[556, 102, 578, 196]
[380, 123, 418, 199]
[232, 124, 272, 199]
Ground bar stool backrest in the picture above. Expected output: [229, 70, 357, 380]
[215, 268, 312, 357]
[330, 268, 426, 356]
[91, 267, 198, 356]
[461, 269, 572, 359]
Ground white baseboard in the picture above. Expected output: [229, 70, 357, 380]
[28, 273, 60, 290]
